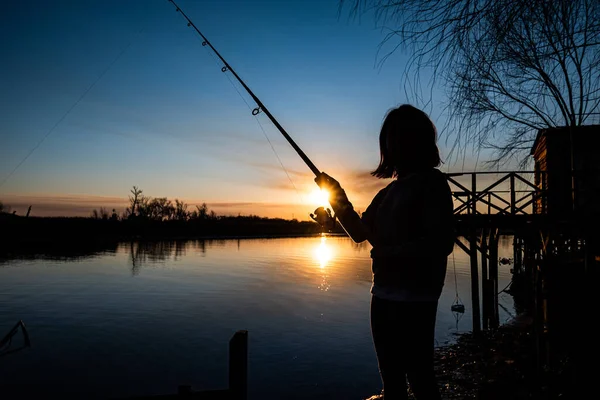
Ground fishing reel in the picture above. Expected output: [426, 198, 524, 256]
[310, 206, 336, 232]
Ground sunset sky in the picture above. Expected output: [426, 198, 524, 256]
[1, 0, 497, 219]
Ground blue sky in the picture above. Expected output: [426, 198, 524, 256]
[0, 0, 488, 218]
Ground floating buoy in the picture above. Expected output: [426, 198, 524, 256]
[451, 303, 465, 313]
[450, 253, 465, 314]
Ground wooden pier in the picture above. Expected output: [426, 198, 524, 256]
[448, 126, 600, 395]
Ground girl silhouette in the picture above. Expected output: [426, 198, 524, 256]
[316, 105, 454, 400]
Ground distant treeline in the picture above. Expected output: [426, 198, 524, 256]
[89, 186, 220, 222]
[0, 187, 344, 247]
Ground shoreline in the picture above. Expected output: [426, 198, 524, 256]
[0, 213, 346, 249]
[366, 313, 567, 399]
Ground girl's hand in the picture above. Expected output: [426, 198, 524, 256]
[314, 172, 351, 212]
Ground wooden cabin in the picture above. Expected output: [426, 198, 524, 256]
[531, 125, 600, 216]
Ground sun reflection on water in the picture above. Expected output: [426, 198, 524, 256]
[314, 235, 334, 291]
[315, 235, 333, 269]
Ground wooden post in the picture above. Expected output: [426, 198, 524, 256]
[229, 330, 248, 400]
[513, 237, 519, 275]
[490, 230, 500, 328]
[510, 173, 516, 215]
[470, 235, 481, 334]
[469, 173, 481, 334]
[534, 257, 546, 379]
[472, 173, 477, 215]
[481, 229, 489, 330]
[541, 171, 547, 215]
[514, 236, 523, 275]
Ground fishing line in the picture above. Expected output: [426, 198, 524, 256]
[198, 40, 305, 203]
[168, 0, 321, 179]
[0, 26, 145, 190]
[451, 251, 465, 311]
[453, 252, 459, 298]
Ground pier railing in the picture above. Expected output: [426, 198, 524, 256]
[447, 171, 545, 216]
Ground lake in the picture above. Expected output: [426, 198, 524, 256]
[0, 236, 515, 399]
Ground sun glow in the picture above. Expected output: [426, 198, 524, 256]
[309, 188, 330, 208]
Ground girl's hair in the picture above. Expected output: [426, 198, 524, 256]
[371, 104, 441, 178]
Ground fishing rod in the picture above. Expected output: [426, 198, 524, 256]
[168, 0, 321, 178]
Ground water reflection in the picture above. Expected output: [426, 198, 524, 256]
[314, 235, 333, 269]
[1, 236, 516, 337]
[129, 241, 188, 275]
[0, 240, 119, 265]
[314, 235, 333, 291]
[0, 235, 517, 399]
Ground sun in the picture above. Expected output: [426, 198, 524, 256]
[309, 188, 330, 208]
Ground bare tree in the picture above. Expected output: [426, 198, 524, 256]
[143, 197, 174, 221]
[0, 201, 12, 214]
[99, 207, 109, 220]
[128, 186, 143, 217]
[197, 203, 208, 220]
[174, 199, 189, 221]
[344, 0, 600, 164]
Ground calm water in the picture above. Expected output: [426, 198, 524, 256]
[0, 236, 515, 399]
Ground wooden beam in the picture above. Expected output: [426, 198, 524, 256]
[513, 172, 538, 190]
[510, 173, 516, 215]
[454, 238, 470, 255]
[446, 170, 536, 176]
[490, 230, 500, 329]
[470, 234, 481, 334]
[452, 173, 512, 214]
[481, 229, 489, 330]
[447, 176, 471, 193]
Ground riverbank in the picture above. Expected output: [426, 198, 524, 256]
[366, 314, 570, 399]
[0, 213, 342, 249]
[434, 315, 538, 399]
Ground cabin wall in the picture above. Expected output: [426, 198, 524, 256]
[531, 125, 600, 216]
[572, 126, 600, 214]
[547, 131, 573, 216]
[533, 134, 548, 214]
